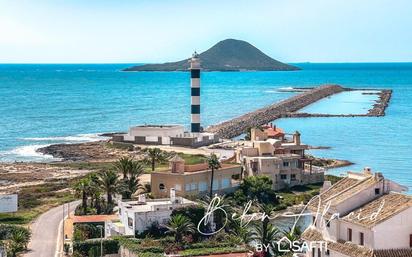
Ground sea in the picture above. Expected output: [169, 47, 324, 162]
[0, 63, 411, 191]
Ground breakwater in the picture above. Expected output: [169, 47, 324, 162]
[206, 86, 392, 139]
[206, 84, 345, 138]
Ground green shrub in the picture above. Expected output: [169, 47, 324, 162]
[73, 239, 119, 256]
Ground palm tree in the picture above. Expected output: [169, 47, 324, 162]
[207, 153, 221, 199]
[164, 214, 196, 243]
[252, 222, 280, 257]
[280, 226, 302, 252]
[228, 217, 254, 244]
[251, 204, 280, 257]
[6, 229, 31, 257]
[121, 161, 145, 199]
[89, 181, 103, 213]
[97, 170, 121, 206]
[144, 148, 166, 171]
[74, 177, 92, 214]
[114, 156, 134, 179]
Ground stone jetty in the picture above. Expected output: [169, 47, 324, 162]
[206, 84, 345, 139]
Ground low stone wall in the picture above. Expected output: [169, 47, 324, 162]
[206, 85, 345, 139]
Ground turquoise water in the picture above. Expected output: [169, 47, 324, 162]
[0, 63, 411, 190]
[300, 90, 379, 115]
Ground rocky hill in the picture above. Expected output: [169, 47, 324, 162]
[124, 39, 300, 71]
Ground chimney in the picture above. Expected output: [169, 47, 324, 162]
[321, 181, 332, 193]
[170, 188, 176, 203]
[189, 52, 201, 133]
[293, 131, 301, 145]
[138, 194, 146, 203]
[363, 167, 372, 175]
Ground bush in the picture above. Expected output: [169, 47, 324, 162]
[73, 223, 104, 242]
[234, 175, 279, 205]
[73, 239, 119, 256]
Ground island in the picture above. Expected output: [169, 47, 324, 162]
[123, 38, 300, 71]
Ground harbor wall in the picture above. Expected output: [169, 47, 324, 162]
[206, 84, 345, 139]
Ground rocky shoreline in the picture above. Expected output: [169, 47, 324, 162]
[206, 85, 345, 139]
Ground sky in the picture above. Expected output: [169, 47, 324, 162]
[0, 0, 411, 63]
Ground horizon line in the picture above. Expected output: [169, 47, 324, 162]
[1, 61, 412, 65]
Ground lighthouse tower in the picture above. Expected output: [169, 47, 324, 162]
[190, 52, 201, 133]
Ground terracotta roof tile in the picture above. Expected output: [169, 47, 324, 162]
[342, 192, 412, 228]
[302, 228, 412, 257]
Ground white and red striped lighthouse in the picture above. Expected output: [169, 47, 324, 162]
[190, 52, 201, 133]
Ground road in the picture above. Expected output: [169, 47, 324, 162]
[24, 201, 80, 257]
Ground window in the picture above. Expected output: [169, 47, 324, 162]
[410, 234, 412, 247]
[348, 228, 352, 241]
[318, 248, 321, 257]
[375, 188, 380, 195]
[199, 182, 208, 192]
[360, 232, 364, 245]
[159, 183, 165, 191]
[128, 217, 133, 228]
[190, 183, 197, 191]
[212, 180, 219, 190]
[326, 249, 330, 256]
[291, 174, 296, 181]
[174, 184, 182, 191]
[312, 216, 316, 226]
[221, 178, 230, 189]
[119, 208, 122, 215]
[283, 161, 289, 167]
[281, 174, 287, 180]
[326, 219, 330, 228]
[312, 248, 315, 257]
[185, 184, 191, 191]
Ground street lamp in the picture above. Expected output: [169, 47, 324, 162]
[96, 225, 103, 257]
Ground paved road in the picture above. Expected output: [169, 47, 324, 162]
[25, 201, 80, 257]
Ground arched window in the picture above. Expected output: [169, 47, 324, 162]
[159, 183, 165, 191]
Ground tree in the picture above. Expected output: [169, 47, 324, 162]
[97, 170, 121, 206]
[114, 157, 134, 179]
[144, 148, 166, 171]
[207, 153, 221, 199]
[234, 175, 278, 205]
[74, 177, 92, 214]
[114, 157, 145, 199]
[251, 204, 280, 257]
[164, 214, 196, 243]
[6, 229, 31, 257]
[121, 161, 145, 199]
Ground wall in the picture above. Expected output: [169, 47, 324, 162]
[151, 166, 241, 198]
[373, 207, 412, 249]
[206, 85, 345, 139]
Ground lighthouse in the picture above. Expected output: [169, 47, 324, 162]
[190, 52, 201, 133]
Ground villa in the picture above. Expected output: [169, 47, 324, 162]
[302, 167, 412, 257]
[236, 126, 324, 190]
[151, 155, 242, 198]
[107, 189, 196, 236]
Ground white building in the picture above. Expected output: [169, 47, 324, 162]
[113, 125, 184, 145]
[107, 189, 196, 236]
[302, 167, 412, 257]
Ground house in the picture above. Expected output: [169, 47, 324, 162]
[107, 189, 196, 236]
[112, 124, 219, 147]
[237, 128, 323, 190]
[151, 155, 242, 198]
[302, 167, 412, 257]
